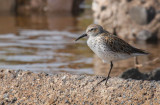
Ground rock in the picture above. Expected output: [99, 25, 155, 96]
[101, 6, 107, 11]
[76, 75, 85, 80]
[120, 68, 160, 81]
[11, 97, 17, 103]
[147, 6, 156, 23]
[148, 68, 160, 81]
[92, 0, 160, 41]
[129, 6, 148, 25]
[137, 30, 152, 40]
[0, 69, 160, 104]
[119, 68, 148, 80]
[129, 6, 156, 25]
[0, 102, 5, 105]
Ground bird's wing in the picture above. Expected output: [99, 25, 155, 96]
[104, 35, 148, 55]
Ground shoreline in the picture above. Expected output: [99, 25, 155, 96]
[0, 69, 160, 104]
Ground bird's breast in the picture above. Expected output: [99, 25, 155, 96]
[87, 36, 104, 53]
[87, 36, 113, 62]
[87, 36, 132, 62]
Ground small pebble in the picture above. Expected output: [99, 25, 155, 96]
[123, 94, 126, 98]
[3, 93, 8, 99]
[121, 101, 125, 104]
[90, 103, 94, 105]
[77, 75, 85, 80]
[65, 99, 70, 104]
[0, 101, 4, 105]
[88, 79, 94, 82]
[11, 97, 17, 103]
[140, 85, 143, 89]
[62, 76, 66, 80]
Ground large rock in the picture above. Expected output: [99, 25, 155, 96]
[137, 30, 152, 40]
[129, 6, 148, 25]
[0, 69, 160, 104]
[119, 68, 160, 80]
[92, 0, 160, 41]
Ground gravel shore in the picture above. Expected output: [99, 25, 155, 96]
[0, 69, 160, 104]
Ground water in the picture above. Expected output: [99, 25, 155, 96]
[0, 13, 94, 74]
[0, 13, 159, 76]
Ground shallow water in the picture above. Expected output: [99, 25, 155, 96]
[0, 13, 159, 76]
[0, 13, 94, 74]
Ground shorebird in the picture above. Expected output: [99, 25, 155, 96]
[75, 24, 148, 88]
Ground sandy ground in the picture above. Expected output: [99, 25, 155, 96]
[0, 69, 160, 105]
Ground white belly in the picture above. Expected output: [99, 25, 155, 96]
[87, 36, 132, 63]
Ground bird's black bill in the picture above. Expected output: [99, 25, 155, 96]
[75, 34, 87, 41]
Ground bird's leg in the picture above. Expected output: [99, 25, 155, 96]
[91, 62, 113, 91]
[134, 56, 139, 69]
[105, 61, 113, 85]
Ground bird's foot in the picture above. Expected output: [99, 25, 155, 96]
[105, 76, 110, 86]
[135, 64, 143, 68]
[91, 77, 110, 92]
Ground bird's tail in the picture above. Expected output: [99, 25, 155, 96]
[132, 48, 149, 56]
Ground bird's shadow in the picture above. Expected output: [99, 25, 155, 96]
[120, 68, 160, 81]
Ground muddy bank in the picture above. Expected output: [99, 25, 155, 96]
[0, 69, 160, 104]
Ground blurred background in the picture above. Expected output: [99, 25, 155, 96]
[0, 0, 159, 76]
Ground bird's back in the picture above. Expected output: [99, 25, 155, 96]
[100, 33, 148, 55]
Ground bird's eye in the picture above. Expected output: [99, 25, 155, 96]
[90, 28, 94, 31]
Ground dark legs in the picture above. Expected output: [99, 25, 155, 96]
[134, 56, 139, 69]
[105, 61, 113, 85]
[91, 61, 113, 91]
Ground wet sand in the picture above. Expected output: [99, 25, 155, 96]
[0, 69, 160, 104]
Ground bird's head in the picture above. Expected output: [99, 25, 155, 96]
[75, 24, 104, 41]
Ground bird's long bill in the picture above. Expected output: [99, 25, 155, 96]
[75, 33, 87, 41]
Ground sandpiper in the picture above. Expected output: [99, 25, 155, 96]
[75, 24, 148, 87]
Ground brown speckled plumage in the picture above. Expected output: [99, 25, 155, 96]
[101, 33, 148, 55]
